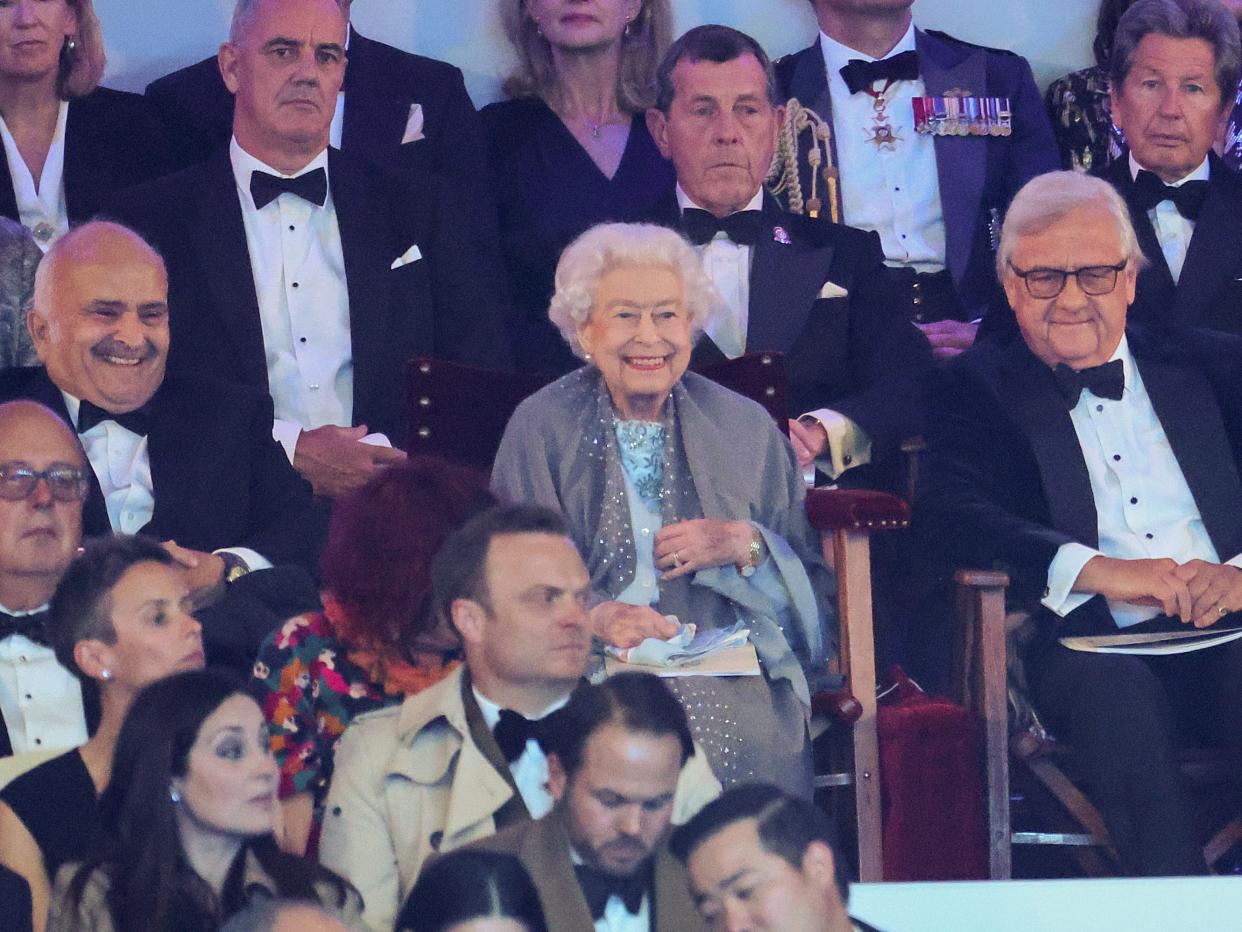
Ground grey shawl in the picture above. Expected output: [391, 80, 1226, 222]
[0, 217, 39, 370]
[492, 367, 837, 705]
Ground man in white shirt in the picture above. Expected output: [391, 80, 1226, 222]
[645, 25, 931, 483]
[110, 0, 511, 501]
[0, 401, 88, 759]
[465, 673, 707, 932]
[320, 505, 719, 932]
[777, 0, 1058, 357]
[919, 170, 1242, 875]
[1101, 0, 1242, 336]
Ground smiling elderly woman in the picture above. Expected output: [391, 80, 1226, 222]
[492, 222, 834, 797]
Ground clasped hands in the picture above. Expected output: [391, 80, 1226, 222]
[1076, 556, 1242, 628]
[293, 424, 407, 499]
[589, 518, 757, 649]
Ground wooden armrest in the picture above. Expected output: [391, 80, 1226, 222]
[805, 488, 910, 532]
[811, 688, 864, 726]
[954, 568, 1010, 589]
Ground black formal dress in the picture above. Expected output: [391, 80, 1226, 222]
[0, 750, 97, 884]
[0, 864, 32, 932]
[106, 147, 512, 446]
[482, 97, 675, 375]
[0, 87, 175, 229]
[918, 327, 1242, 874]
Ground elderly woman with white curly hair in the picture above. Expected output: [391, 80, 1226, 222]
[492, 222, 834, 798]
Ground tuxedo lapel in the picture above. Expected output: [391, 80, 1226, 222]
[747, 198, 832, 353]
[1171, 155, 1242, 328]
[994, 341, 1099, 547]
[341, 33, 410, 154]
[63, 98, 106, 223]
[520, 812, 596, 932]
[0, 709, 10, 757]
[653, 845, 704, 931]
[920, 30, 988, 288]
[1138, 351, 1242, 556]
[329, 149, 390, 429]
[142, 381, 203, 540]
[189, 152, 269, 387]
[1105, 158, 1177, 302]
[786, 40, 833, 123]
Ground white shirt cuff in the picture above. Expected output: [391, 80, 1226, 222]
[1225, 553, 1242, 570]
[802, 409, 872, 480]
[1043, 542, 1100, 617]
[272, 419, 302, 464]
[213, 547, 273, 572]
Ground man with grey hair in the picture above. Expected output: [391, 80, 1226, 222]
[1102, 0, 1242, 335]
[920, 169, 1242, 875]
[110, 0, 510, 501]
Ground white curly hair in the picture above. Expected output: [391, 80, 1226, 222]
[548, 222, 725, 360]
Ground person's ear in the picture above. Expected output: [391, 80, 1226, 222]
[73, 638, 116, 684]
[801, 840, 838, 892]
[452, 598, 488, 648]
[647, 106, 672, 160]
[547, 752, 568, 802]
[26, 309, 50, 360]
[219, 42, 241, 96]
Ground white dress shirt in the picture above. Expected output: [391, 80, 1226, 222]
[471, 687, 569, 819]
[818, 24, 947, 272]
[230, 139, 353, 462]
[569, 847, 653, 932]
[62, 393, 271, 570]
[0, 603, 86, 755]
[1042, 336, 1242, 627]
[0, 100, 69, 251]
[1131, 153, 1207, 285]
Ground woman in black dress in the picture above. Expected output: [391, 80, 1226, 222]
[0, 536, 205, 932]
[0, 0, 173, 249]
[485, 0, 675, 375]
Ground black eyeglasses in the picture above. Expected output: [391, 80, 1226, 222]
[1007, 260, 1128, 299]
[0, 463, 91, 503]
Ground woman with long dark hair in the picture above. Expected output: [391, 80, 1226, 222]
[397, 849, 548, 932]
[50, 668, 359, 932]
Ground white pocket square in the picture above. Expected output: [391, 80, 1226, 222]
[818, 280, 849, 299]
[401, 103, 425, 145]
[391, 244, 422, 269]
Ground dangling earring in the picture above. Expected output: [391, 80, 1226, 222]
[624, 18, 634, 38]
[64, 35, 78, 56]
[170, 788, 181, 804]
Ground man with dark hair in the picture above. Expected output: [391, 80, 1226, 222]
[320, 504, 719, 932]
[778, 0, 1058, 353]
[1100, 0, 1242, 335]
[465, 673, 705, 932]
[645, 24, 931, 485]
[670, 783, 878, 932]
[110, 0, 511, 502]
[0, 401, 90, 759]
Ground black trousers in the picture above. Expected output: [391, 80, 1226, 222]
[1030, 636, 1242, 875]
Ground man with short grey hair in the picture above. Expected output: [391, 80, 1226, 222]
[1102, 0, 1242, 335]
[920, 169, 1242, 875]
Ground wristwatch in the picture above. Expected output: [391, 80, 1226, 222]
[219, 552, 251, 584]
[737, 527, 765, 578]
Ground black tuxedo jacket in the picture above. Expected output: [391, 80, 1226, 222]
[104, 146, 511, 444]
[1102, 152, 1242, 335]
[0, 87, 174, 226]
[776, 29, 1059, 319]
[143, 31, 495, 241]
[647, 190, 932, 458]
[0, 367, 323, 572]
[918, 327, 1242, 638]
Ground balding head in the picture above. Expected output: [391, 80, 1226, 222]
[28, 221, 169, 414]
[0, 401, 87, 610]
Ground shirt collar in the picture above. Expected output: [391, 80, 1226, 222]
[675, 184, 764, 216]
[819, 19, 917, 73]
[229, 137, 331, 211]
[0, 602, 49, 617]
[471, 685, 571, 730]
[1128, 152, 1210, 187]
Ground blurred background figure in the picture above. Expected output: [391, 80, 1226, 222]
[220, 899, 352, 932]
[0, 218, 39, 369]
[397, 849, 548, 932]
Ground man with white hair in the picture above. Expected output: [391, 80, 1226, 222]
[919, 170, 1242, 875]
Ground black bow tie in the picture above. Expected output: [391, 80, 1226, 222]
[574, 863, 649, 920]
[249, 167, 328, 210]
[76, 398, 155, 437]
[492, 708, 553, 762]
[682, 208, 763, 246]
[839, 50, 920, 95]
[0, 609, 50, 647]
[1053, 359, 1125, 408]
[1132, 169, 1209, 221]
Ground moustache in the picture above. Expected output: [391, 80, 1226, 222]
[91, 338, 159, 362]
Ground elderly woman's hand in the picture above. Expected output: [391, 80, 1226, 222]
[655, 519, 755, 580]
[590, 601, 680, 649]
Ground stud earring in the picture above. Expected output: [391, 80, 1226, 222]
[100, 669, 111, 680]
[65, 36, 77, 55]
[170, 788, 181, 804]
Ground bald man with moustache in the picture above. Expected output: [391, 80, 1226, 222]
[0, 221, 322, 670]
[0, 401, 90, 760]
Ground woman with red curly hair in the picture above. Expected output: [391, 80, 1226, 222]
[252, 457, 493, 856]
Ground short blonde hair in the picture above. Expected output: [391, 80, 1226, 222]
[499, 0, 672, 112]
[997, 171, 1146, 279]
[548, 222, 723, 360]
[60, 0, 106, 99]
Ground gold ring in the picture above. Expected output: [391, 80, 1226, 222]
[673, 551, 684, 568]
[1219, 605, 1229, 617]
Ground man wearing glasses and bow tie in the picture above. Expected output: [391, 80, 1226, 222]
[1100, 0, 1242, 337]
[919, 170, 1242, 876]
[777, 0, 1058, 358]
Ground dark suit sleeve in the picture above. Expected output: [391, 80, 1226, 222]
[916, 359, 1073, 603]
[831, 231, 934, 453]
[1003, 55, 1061, 201]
